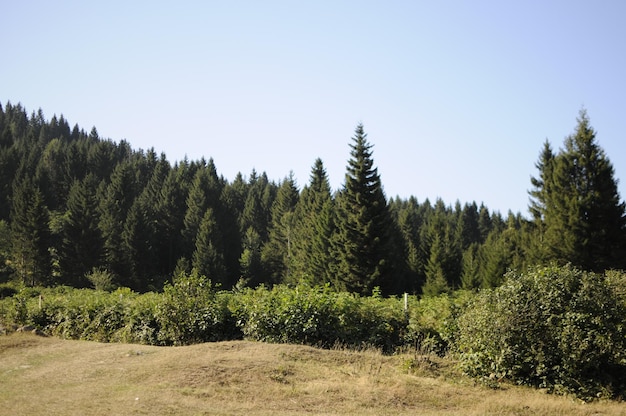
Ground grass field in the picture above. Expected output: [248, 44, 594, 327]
[1, 333, 624, 415]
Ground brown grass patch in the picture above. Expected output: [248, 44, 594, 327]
[0, 333, 624, 415]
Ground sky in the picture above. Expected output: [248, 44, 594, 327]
[3, 1, 626, 215]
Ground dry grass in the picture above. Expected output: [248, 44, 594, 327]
[1, 333, 625, 415]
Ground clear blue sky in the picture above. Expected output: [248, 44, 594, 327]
[3, 1, 626, 215]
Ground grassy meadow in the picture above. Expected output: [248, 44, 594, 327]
[1, 333, 625, 416]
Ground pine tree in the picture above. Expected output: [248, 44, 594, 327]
[421, 199, 462, 292]
[239, 226, 263, 287]
[181, 162, 223, 259]
[261, 173, 299, 284]
[154, 167, 187, 279]
[59, 174, 103, 286]
[98, 162, 137, 284]
[332, 124, 394, 294]
[10, 177, 52, 286]
[192, 207, 227, 284]
[532, 110, 626, 270]
[291, 158, 335, 286]
[422, 233, 451, 296]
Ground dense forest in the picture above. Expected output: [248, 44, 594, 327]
[1, 101, 625, 294]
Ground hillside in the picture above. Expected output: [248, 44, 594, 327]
[1, 333, 624, 415]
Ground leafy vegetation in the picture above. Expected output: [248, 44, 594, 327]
[456, 265, 626, 401]
[2, 102, 624, 295]
[1, 101, 626, 401]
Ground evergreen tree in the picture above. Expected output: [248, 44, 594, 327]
[460, 242, 482, 290]
[239, 226, 263, 287]
[98, 162, 137, 284]
[532, 110, 626, 270]
[154, 167, 187, 280]
[192, 207, 227, 285]
[59, 174, 103, 286]
[261, 173, 299, 284]
[291, 158, 335, 286]
[10, 177, 52, 286]
[332, 124, 394, 294]
[421, 199, 462, 292]
[390, 197, 424, 293]
[422, 233, 451, 296]
[181, 162, 222, 259]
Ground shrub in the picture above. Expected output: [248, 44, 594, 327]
[85, 268, 117, 292]
[404, 290, 474, 355]
[155, 270, 239, 346]
[456, 265, 626, 401]
[232, 284, 407, 352]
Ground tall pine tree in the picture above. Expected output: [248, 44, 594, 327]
[291, 158, 335, 286]
[261, 173, 299, 285]
[332, 124, 394, 294]
[10, 177, 52, 286]
[530, 110, 626, 270]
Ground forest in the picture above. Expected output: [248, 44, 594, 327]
[2, 101, 626, 400]
[1, 101, 625, 294]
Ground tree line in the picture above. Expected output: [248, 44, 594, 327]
[1, 101, 624, 294]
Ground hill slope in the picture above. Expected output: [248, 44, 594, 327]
[1, 334, 623, 415]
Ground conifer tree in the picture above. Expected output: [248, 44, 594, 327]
[98, 162, 137, 284]
[192, 207, 227, 284]
[181, 161, 223, 260]
[531, 110, 626, 270]
[291, 158, 335, 286]
[332, 124, 394, 294]
[239, 226, 263, 287]
[422, 233, 452, 296]
[389, 197, 424, 292]
[10, 177, 52, 286]
[154, 167, 187, 279]
[460, 242, 482, 289]
[261, 173, 299, 284]
[59, 174, 103, 286]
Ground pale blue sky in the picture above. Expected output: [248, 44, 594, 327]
[3, 1, 626, 215]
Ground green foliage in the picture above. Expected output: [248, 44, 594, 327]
[85, 267, 116, 292]
[332, 124, 395, 294]
[456, 265, 626, 401]
[155, 270, 239, 346]
[232, 283, 406, 352]
[530, 111, 626, 271]
[404, 290, 474, 355]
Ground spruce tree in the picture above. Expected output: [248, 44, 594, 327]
[192, 207, 227, 285]
[10, 177, 52, 286]
[261, 173, 299, 284]
[59, 174, 103, 286]
[390, 197, 424, 293]
[291, 158, 335, 286]
[531, 110, 626, 270]
[332, 124, 394, 294]
[181, 161, 223, 260]
[98, 162, 137, 284]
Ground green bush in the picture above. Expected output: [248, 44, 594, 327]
[404, 290, 474, 355]
[85, 267, 117, 292]
[456, 265, 626, 401]
[232, 284, 406, 352]
[155, 270, 240, 346]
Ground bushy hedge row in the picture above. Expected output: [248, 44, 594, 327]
[2, 266, 625, 401]
[456, 265, 626, 401]
[0, 272, 451, 351]
[232, 285, 406, 351]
